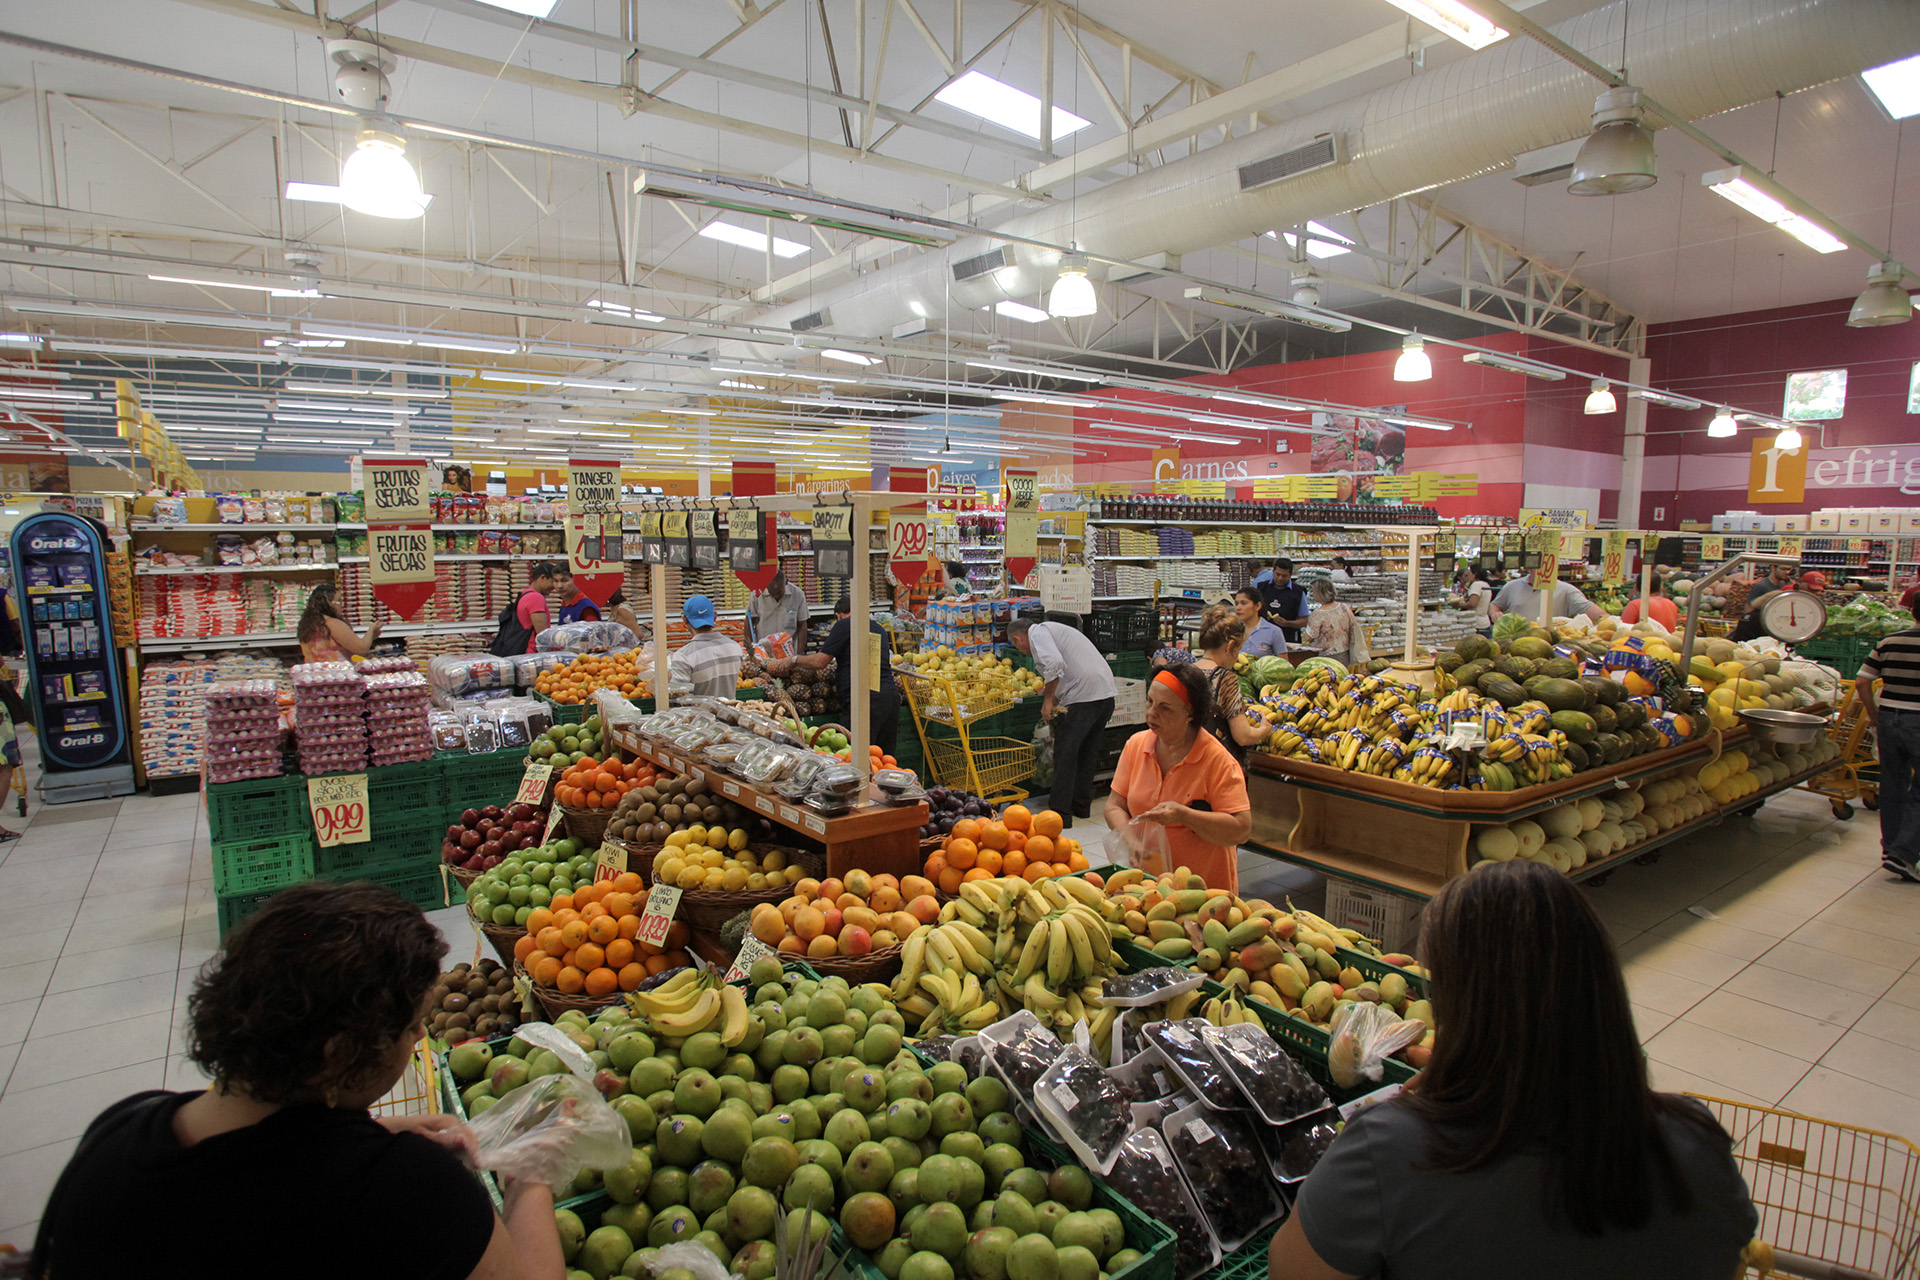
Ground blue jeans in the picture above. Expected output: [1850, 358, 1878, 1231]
[1878, 708, 1920, 868]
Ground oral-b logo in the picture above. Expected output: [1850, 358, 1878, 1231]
[61, 732, 106, 748]
[26, 535, 82, 552]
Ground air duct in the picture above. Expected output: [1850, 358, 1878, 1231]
[674, 0, 1919, 372]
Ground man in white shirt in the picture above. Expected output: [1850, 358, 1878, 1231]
[1010, 617, 1117, 820]
[669, 596, 745, 697]
[1489, 576, 1605, 625]
[750, 571, 809, 654]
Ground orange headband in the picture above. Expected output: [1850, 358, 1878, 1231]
[1153, 668, 1191, 707]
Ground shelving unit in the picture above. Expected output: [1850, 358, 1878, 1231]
[136, 563, 336, 576]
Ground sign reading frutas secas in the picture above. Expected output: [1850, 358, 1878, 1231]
[361, 457, 436, 619]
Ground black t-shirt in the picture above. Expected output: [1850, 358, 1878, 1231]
[822, 616, 893, 704]
[1261, 579, 1308, 639]
[43, 1091, 495, 1279]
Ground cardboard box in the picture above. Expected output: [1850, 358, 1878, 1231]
[1776, 515, 1808, 532]
[1900, 513, 1920, 536]
[1739, 515, 1774, 532]
[1841, 510, 1872, 534]
[1871, 510, 1903, 535]
[1813, 511, 1841, 533]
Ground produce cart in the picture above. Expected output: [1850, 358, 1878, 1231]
[894, 665, 1036, 806]
[1801, 684, 1881, 819]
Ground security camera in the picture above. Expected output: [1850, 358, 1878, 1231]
[1291, 272, 1323, 307]
[327, 39, 393, 112]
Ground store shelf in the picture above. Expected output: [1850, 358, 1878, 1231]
[1090, 519, 1401, 530]
[137, 619, 495, 653]
[1090, 553, 1382, 562]
[337, 554, 550, 564]
[132, 522, 336, 533]
[335, 522, 557, 532]
[136, 563, 337, 576]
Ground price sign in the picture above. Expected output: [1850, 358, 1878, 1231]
[545, 805, 566, 843]
[515, 762, 553, 808]
[363, 458, 434, 525]
[1702, 535, 1726, 560]
[1433, 531, 1457, 575]
[888, 515, 931, 587]
[729, 511, 768, 576]
[1004, 468, 1038, 586]
[1602, 530, 1630, 586]
[1528, 528, 1558, 589]
[1779, 535, 1803, 557]
[1501, 531, 1526, 568]
[867, 639, 883, 695]
[663, 510, 692, 567]
[308, 773, 370, 848]
[690, 509, 719, 569]
[637, 884, 682, 947]
[593, 840, 628, 884]
[725, 936, 778, 983]
[812, 504, 854, 579]
[640, 511, 665, 564]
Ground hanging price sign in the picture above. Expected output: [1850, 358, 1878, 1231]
[726, 936, 779, 983]
[515, 762, 553, 808]
[663, 510, 692, 568]
[1528, 528, 1558, 588]
[545, 805, 566, 843]
[888, 514, 931, 587]
[812, 504, 855, 579]
[1602, 530, 1630, 586]
[364, 457, 434, 525]
[690, 509, 719, 569]
[1702, 535, 1726, 560]
[1003, 469, 1038, 586]
[367, 525, 437, 620]
[1433, 531, 1457, 575]
[637, 884, 682, 947]
[1779, 535, 1804, 557]
[308, 773, 371, 848]
[640, 511, 665, 564]
[867, 639, 884, 694]
[567, 458, 625, 604]
[593, 840, 628, 884]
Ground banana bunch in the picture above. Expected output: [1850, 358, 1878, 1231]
[1407, 746, 1457, 785]
[1475, 760, 1519, 791]
[1355, 737, 1407, 777]
[628, 970, 751, 1044]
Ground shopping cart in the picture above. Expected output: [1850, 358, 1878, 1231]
[895, 665, 1035, 805]
[1802, 684, 1881, 820]
[370, 1039, 444, 1120]
[1689, 1094, 1920, 1280]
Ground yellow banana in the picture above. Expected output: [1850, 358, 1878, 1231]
[958, 880, 1002, 917]
[650, 987, 721, 1036]
[958, 1000, 1002, 1031]
[955, 972, 982, 1014]
[946, 921, 995, 966]
[953, 899, 989, 929]
[1022, 972, 1065, 1011]
[926, 927, 963, 975]
[717, 983, 750, 1047]
[937, 900, 959, 925]
[1046, 914, 1073, 985]
[894, 929, 929, 1001]
[900, 991, 937, 1019]
[1012, 919, 1050, 982]
[1061, 912, 1095, 979]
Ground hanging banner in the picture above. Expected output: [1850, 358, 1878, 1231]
[1602, 530, 1630, 586]
[888, 512, 932, 587]
[640, 511, 665, 564]
[663, 509, 692, 567]
[566, 457, 625, 605]
[732, 463, 779, 592]
[363, 458, 435, 525]
[1152, 448, 1181, 491]
[1433, 531, 1457, 576]
[1520, 507, 1590, 530]
[812, 503, 855, 579]
[690, 508, 720, 569]
[1004, 468, 1039, 587]
[367, 526, 437, 620]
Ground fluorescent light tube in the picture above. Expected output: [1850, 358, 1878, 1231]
[0, 334, 43, 348]
[587, 299, 663, 322]
[0, 387, 94, 402]
[286, 181, 345, 203]
[1269, 221, 1354, 259]
[1629, 388, 1704, 410]
[933, 70, 1091, 141]
[283, 380, 448, 399]
[411, 335, 520, 355]
[263, 337, 345, 348]
[1379, 414, 1454, 431]
[965, 360, 1105, 384]
[1863, 53, 1920, 120]
[821, 349, 879, 366]
[9, 299, 291, 332]
[994, 301, 1050, 323]
[1380, 0, 1508, 49]
[1462, 351, 1566, 381]
[1703, 167, 1846, 253]
[277, 401, 421, 415]
[1180, 286, 1354, 333]
[1774, 215, 1847, 254]
[303, 327, 413, 346]
[698, 222, 809, 259]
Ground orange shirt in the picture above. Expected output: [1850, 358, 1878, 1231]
[1111, 729, 1251, 893]
[1620, 596, 1680, 630]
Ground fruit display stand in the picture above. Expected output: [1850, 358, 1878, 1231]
[606, 722, 927, 882]
[1243, 726, 1835, 900]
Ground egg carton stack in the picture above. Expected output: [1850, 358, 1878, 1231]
[137, 573, 249, 640]
[291, 662, 368, 774]
[201, 679, 286, 784]
[364, 671, 434, 766]
[140, 658, 221, 780]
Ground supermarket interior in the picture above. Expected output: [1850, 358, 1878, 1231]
[2, 0, 1920, 1274]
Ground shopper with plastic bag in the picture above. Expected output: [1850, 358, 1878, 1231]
[26, 882, 573, 1280]
[1270, 861, 1756, 1280]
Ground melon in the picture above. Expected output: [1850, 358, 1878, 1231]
[1575, 797, 1605, 831]
[1539, 805, 1583, 841]
[1475, 826, 1520, 862]
[1510, 819, 1546, 857]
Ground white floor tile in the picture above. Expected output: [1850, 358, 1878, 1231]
[1643, 1019, 1813, 1104]
[1880, 969, 1920, 1011]
[1751, 945, 1905, 998]
[0, 1060, 165, 1157]
[1616, 934, 1751, 988]
[6, 1011, 172, 1092]
[1630, 1002, 1674, 1042]
[1778, 1066, 1920, 1138]
[0, 962, 54, 1008]
[1644, 1059, 1768, 1108]
[0, 928, 74, 973]
[1816, 1027, 1920, 1093]
[0, 1136, 79, 1239]
[1622, 962, 1716, 1017]
[1785, 918, 1920, 971]
[1721, 964, 1881, 1027]
[1644, 915, 1783, 962]
[30, 970, 178, 1039]
[1681, 989, 1852, 1062]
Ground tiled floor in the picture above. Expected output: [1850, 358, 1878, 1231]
[0, 781, 1913, 1245]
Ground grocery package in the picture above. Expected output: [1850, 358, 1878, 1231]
[291, 661, 368, 774]
[534, 620, 639, 653]
[363, 671, 433, 766]
[427, 653, 517, 697]
[142, 657, 220, 781]
[201, 678, 285, 784]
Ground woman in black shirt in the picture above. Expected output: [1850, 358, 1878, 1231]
[33, 882, 563, 1280]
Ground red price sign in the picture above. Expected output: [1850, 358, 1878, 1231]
[637, 884, 682, 948]
[307, 773, 370, 848]
[593, 841, 627, 884]
[516, 763, 553, 808]
[725, 936, 778, 983]
[888, 516, 931, 586]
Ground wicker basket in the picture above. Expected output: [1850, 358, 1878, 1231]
[561, 804, 612, 847]
[447, 863, 483, 892]
[801, 943, 904, 984]
[470, 907, 525, 967]
[513, 959, 626, 1020]
[676, 883, 796, 934]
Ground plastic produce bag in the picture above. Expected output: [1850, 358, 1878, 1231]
[1096, 968, 1205, 1009]
[1140, 1019, 1240, 1110]
[1327, 1000, 1427, 1090]
[1162, 1101, 1285, 1250]
[469, 1072, 632, 1191]
[1105, 817, 1171, 875]
[1033, 1044, 1131, 1173]
[535, 620, 639, 653]
[1200, 1021, 1329, 1125]
[1104, 1128, 1221, 1280]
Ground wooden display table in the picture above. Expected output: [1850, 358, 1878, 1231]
[1243, 728, 1825, 900]
[609, 728, 928, 880]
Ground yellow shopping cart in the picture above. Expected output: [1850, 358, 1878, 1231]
[1690, 1094, 1920, 1279]
[895, 665, 1036, 806]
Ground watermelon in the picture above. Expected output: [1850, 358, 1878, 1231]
[1247, 655, 1295, 689]
[1490, 613, 1533, 642]
[1296, 656, 1348, 678]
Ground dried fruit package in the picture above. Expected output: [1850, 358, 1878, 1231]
[1096, 968, 1206, 1008]
[1033, 1045, 1131, 1174]
[1103, 1128, 1222, 1280]
[1140, 1019, 1240, 1110]
[1200, 1021, 1329, 1125]
[1163, 1101, 1286, 1250]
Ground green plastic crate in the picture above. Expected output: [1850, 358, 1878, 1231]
[210, 832, 316, 897]
[1794, 633, 1876, 680]
[369, 863, 445, 910]
[1204, 1235, 1277, 1280]
[1333, 945, 1429, 1000]
[316, 835, 435, 881]
[215, 885, 285, 938]
[1107, 651, 1151, 680]
[205, 775, 307, 844]
[532, 690, 586, 724]
[366, 757, 449, 818]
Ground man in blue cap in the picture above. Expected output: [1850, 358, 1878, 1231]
[668, 595, 745, 697]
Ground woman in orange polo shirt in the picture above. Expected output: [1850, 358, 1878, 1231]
[1103, 665, 1253, 893]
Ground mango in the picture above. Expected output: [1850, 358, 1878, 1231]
[1197, 895, 1233, 924]
[1152, 938, 1195, 960]
[1170, 890, 1211, 915]
[1405, 998, 1434, 1029]
[1224, 919, 1270, 949]
[1279, 951, 1312, 991]
[1351, 983, 1381, 1004]
[1248, 980, 1281, 1006]
[1268, 964, 1306, 1001]
[1234, 939, 1288, 973]
[1145, 900, 1178, 923]
[1195, 947, 1222, 972]
[1337, 966, 1366, 989]
[1378, 974, 1409, 1011]
[1302, 982, 1337, 1022]
[1201, 919, 1231, 954]
[1225, 906, 1245, 928]
[1146, 919, 1185, 944]
[1122, 910, 1147, 936]
[1311, 948, 1340, 980]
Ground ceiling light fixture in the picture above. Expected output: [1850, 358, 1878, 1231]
[1269, 221, 1354, 259]
[697, 221, 809, 259]
[1584, 378, 1617, 414]
[146, 274, 317, 298]
[1461, 351, 1567, 381]
[933, 70, 1092, 141]
[1848, 260, 1913, 327]
[1569, 86, 1658, 195]
[1774, 424, 1804, 450]
[1378, 413, 1455, 432]
[283, 380, 447, 399]
[1707, 409, 1738, 438]
[994, 300, 1051, 324]
[263, 337, 346, 349]
[1047, 252, 1097, 318]
[819, 349, 879, 366]
[1393, 334, 1432, 382]
[339, 130, 429, 220]
[1702, 167, 1847, 252]
[1628, 388, 1705, 410]
[1379, 0, 1508, 49]
[586, 298, 663, 323]
[0, 387, 94, 402]
[1863, 52, 1920, 120]
[1180, 286, 1353, 333]
[964, 359, 1105, 384]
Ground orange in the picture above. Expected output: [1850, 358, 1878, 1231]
[975, 848, 1003, 876]
[538, 926, 568, 958]
[560, 919, 591, 949]
[555, 965, 586, 994]
[595, 770, 619, 793]
[1022, 861, 1053, 883]
[937, 865, 966, 895]
[618, 914, 642, 940]
[525, 908, 554, 935]
[1005, 831, 1027, 853]
[1030, 810, 1064, 839]
[1002, 804, 1032, 832]
[605, 938, 635, 969]
[513, 934, 539, 963]
[531, 955, 563, 987]
[962, 867, 993, 882]
[618, 962, 647, 991]
[951, 818, 983, 845]
[551, 894, 575, 913]
[586, 791, 603, 809]
[1023, 835, 1055, 864]
[923, 853, 949, 881]
[574, 942, 606, 971]
[588, 915, 620, 945]
[944, 838, 977, 869]
[980, 822, 1010, 851]
[603, 892, 635, 918]
[580, 902, 609, 921]
[1002, 850, 1027, 878]
[1067, 850, 1090, 872]
[584, 967, 619, 998]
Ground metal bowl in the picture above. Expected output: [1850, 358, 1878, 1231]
[1737, 708, 1828, 745]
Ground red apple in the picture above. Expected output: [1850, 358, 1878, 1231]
[459, 829, 482, 851]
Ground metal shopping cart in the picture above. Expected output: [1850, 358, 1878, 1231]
[1802, 683, 1881, 820]
[1689, 1094, 1920, 1280]
[895, 664, 1035, 805]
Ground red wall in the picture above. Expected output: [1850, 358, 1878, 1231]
[1639, 296, 1920, 525]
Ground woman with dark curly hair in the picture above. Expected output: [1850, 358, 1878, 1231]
[29, 882, 564, 1280]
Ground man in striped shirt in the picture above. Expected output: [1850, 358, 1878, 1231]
[1858, 609, 1920, 882]
[668, 596, 745, 698]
